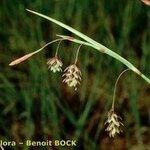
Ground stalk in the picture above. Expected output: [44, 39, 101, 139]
[24, 9, 150, 84]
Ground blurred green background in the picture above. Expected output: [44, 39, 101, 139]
[0, 0, 150, 150]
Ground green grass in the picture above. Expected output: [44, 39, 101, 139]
[0, 0, 150, 149]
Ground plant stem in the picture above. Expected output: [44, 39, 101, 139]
[26, 9, 150, 85]
[55, 40, 62, 57]
[74, 44, 82, 64]
[57, 35, 150, 85]
[32, 38, 64, 55]
[112, 69, 130, 111]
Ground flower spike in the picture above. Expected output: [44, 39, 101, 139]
[105, 109, 123, 138]
[63, 64, 81, 90]
[62, 44, 82, 90]
[47, 57, 63, 73]
[47, 40, 63, 73]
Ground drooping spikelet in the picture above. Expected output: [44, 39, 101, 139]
[62, 64, 81, 90]
[105, 109, 123, 137]
[47, 57, 63, 73]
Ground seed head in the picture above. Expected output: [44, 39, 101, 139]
[9, 52, 34, 66]
[105, 109, 123, 138]
[62, 64, 81, 90]
[47, 57, 63, 73]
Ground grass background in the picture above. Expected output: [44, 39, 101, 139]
[0, 0, 150, 149]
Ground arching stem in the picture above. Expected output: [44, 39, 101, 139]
[55, 40, 62, 57]
[112, 68, 130, 111]
[9, 38, 64, 66]
[74, 44, 82, 64]
[32, 38, 64, 55]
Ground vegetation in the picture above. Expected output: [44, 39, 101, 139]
[0, 0, 150, 149]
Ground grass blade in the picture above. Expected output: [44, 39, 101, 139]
[26, 9, 150, 84]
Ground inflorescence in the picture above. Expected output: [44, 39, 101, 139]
[63, 64, 81, 90]
[46, 41, 82, 91]
[105, 109, 123, 137]
[9, 38, 127, 138]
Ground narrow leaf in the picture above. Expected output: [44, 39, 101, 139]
[26, 9, 150, 84]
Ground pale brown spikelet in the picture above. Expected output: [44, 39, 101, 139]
[47, 57, 63, 73]
[9, 53, 34, 66]
[105, 109, 123, 138]
[62, 64, 81, 90]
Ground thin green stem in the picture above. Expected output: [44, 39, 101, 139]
[74, 44, 82, 64]
[55, 40, 62, 57]
[32, 38, 64, 55]
[112, 69, 130, 111]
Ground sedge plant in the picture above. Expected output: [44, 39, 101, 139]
[9, 9, 150, 138]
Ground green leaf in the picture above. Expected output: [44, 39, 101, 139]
[26, 9, 150, 84]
